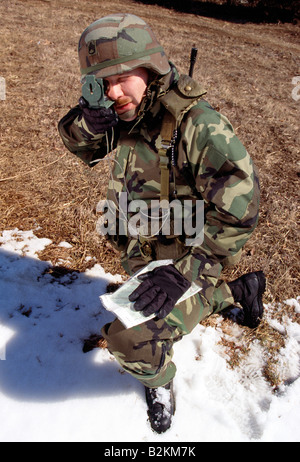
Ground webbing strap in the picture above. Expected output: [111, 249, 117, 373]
[158, 111, 176, 203]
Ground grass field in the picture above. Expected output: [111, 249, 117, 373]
[0, 0, 299, 382]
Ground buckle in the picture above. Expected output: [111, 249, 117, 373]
[140, 241, 154, 260]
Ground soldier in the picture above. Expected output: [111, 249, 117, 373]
[58, 13, 266, 434]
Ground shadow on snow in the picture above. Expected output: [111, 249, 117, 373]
[0, 249, 141, 402]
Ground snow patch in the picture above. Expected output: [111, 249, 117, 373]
[0, 229, 299, 442]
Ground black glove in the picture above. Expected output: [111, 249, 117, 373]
[129, 264, 191, 319]
[78, 97, 118, 134]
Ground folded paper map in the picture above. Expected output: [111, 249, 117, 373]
[100, 260, 202, 329]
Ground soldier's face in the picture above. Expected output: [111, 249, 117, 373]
[104, 68, 149, 121]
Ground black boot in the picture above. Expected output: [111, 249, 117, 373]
[227, 271, 266, 328]
[145, 381, 175, 434]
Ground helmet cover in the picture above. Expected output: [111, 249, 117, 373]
[78, 13, 171, 80]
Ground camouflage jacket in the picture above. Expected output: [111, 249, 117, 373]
[58, 64, 260, 286]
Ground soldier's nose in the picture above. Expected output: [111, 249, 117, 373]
[106, 83, 123, 101]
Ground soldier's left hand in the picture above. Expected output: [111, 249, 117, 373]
[78, 97, 118, 134]
[129, 264, 191, 319]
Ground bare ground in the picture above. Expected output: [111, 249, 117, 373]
[0, 0, 299, 381]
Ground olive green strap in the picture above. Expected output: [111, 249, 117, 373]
[158, 111, 176, 204]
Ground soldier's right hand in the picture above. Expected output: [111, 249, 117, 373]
[78, 97, 119, 134]
[128, 264, 191, 319]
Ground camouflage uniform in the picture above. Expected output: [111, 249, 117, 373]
[58, 14, 260, 388]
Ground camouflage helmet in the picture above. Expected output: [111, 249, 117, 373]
[78, 13, 170, 80]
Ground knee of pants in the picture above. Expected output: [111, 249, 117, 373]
[101, 318, 175, 374]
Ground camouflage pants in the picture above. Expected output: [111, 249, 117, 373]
[101, 239, 235, 388]
[101, 278, 233, 388]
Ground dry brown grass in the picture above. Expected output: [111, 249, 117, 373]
[0, 0, 299, 376]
